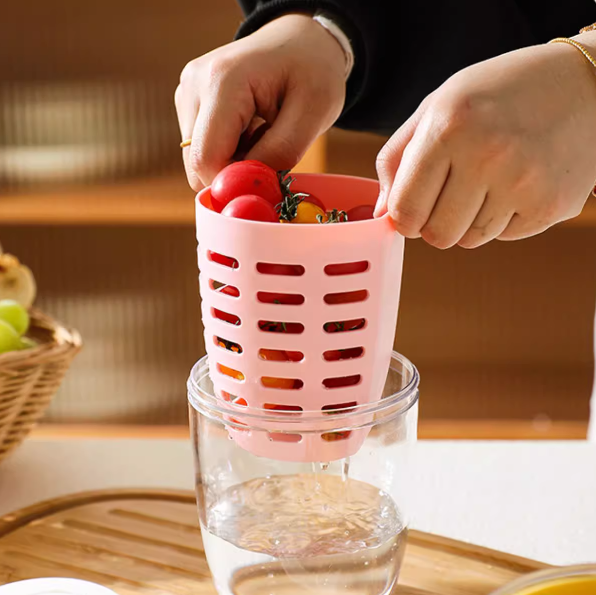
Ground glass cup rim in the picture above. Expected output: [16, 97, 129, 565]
[187, 350, 419, 425]
[490, 564, 596, 594]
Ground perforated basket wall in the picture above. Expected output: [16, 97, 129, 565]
[196, 173, 404, 462]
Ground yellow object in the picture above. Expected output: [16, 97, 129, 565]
[511, 577, 596, 595]
[180, 139, 192, 148]
[549, 37, 596, 70]
[292, 201, 327, 224]
[0, 253, 37, 308]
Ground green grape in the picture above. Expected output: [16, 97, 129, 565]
[0, 299, 29, 336]
[0, 319, 20, 353]
[16, 337, 37, 350]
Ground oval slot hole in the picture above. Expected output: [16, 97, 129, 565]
[217, 364, 245, 382]
[259, 348, 304, 362]
[324, 261, 369, 276]
[208, 251, 238, 269]
[322, 401, 358, 414]
[215, 336, 243, 354]
[259, 321, 305, 334]
[211, 280, 240, 297]
[257, 292, 305, 305]
[323, 375, 361, 389]
[268, 432, 302, 443]
[257, 262, 305, 276]
[323, 319, 366, 333]
[324, 290, 368, 305]
[221, 391, 248, 406]
[323, 347, 364, 361]
[264, 404, 303, 413]
[322, 431, 352, 442]
[261, 378, 304, 390]
[213, 308, 241, 326]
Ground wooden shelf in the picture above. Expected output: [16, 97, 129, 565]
[0, 175, 196, 225]
[3, 174, 596, 227]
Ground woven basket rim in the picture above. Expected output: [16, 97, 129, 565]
[0, 308, 82, 368]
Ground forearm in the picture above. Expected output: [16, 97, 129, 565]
[235, 1, 596, 136]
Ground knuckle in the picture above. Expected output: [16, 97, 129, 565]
[389, 200, 426, 236]
[179, 59, 199, 85]
[174, 84, 183, 108]
[420, 224, 455, 250]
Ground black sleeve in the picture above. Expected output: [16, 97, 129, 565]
[236, 0, 596, 136]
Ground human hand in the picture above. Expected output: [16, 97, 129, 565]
[175, 13, 346, 189]
[375, 41, 596, 248]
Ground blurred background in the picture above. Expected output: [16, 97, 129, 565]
[1, 1, 595, 435]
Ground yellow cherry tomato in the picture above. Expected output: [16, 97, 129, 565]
[260, 348, 297, 389]
[292, 201, 327, 224]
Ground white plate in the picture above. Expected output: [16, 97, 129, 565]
[0, 578, 118, 595]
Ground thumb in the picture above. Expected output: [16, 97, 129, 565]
[246, 91, 332, 171]
[374, 111, 420, 217]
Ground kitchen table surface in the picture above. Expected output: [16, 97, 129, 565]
[1, 437, 595, 567]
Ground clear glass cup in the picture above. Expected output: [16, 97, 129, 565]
[188, 351, 419, 595]
[491, 565, 596, 594]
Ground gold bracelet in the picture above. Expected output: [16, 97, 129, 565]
[549, 37, 596, 70]
[581, 23, 596, 34]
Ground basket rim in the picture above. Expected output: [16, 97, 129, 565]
[0, 307, 82, 367]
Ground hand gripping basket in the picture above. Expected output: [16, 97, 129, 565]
[196, 173, 404, 462]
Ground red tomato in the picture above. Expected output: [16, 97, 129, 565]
[322, 431, 352, 442]
[324, 347, 364, 361]
[291, 193, 326, 212]
[222, 195, 279, 222]
[258, 292, 304, 305]
[257, 263, 305, 276]
[210, 252, 238, 269]
[324, 261, 368, 276]
[347, 205, 375, 221]
[217, 284, 240, 298]
[324, 290, 368, 304]
[211, 160, 282, 212]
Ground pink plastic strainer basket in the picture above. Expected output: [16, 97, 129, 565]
[196, 173, 404, 462]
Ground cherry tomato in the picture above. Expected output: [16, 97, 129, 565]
[292, 192, 326, 212]
[213, 308, 240, 326]
[347, 204, 375, 221]
[259, 320, 304, 333]
[218, 364, 245, 381]
[264, 403, 303, 412]
[259, 349, 297, 389]
[258, 292, 304, 305]
[211, 160, 282, 212]
[210, 252, 238, 269]
[222, 195, 279, 222]
[322, 431, 352, 442]
[217, 284, 240, 298]
[290, 201, 326, 224]
[323, 347, 364, 361]
[257, 263, 304, 276]
[324, 261, 369, 276]
[324, 290, 368, 304]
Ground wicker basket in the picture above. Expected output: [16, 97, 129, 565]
[0, 309, 82, 464]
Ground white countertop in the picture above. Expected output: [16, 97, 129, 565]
[1, 439, 595, 567]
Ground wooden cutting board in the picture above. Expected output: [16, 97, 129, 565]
[0, 489, 548, 595]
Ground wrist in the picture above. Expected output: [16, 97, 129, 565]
[261, 13, 347, 77]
